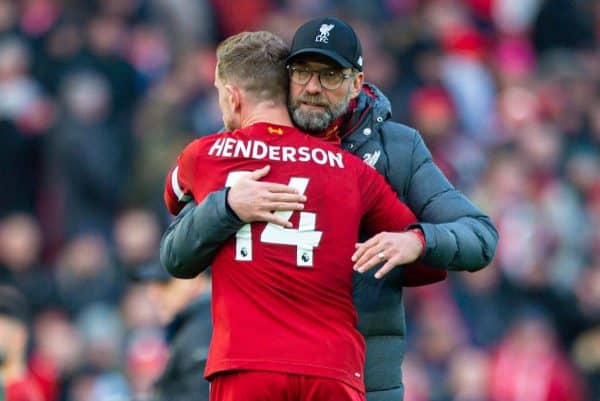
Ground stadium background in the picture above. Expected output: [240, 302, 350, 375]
[0, 0, 599, 400]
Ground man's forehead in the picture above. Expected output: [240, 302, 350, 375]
[290, 54, 342, 69]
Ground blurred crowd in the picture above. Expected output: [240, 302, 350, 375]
[0, 0, 599, 400]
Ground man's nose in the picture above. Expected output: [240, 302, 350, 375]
[304, 72, 322, 93]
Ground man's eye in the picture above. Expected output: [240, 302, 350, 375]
[321, 70, 338, 77]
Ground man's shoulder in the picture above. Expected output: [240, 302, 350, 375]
[378, 120, 419, 142]
[344, 118, 421, 161]
[369, 120, 424, 161]
[353, 83, 421, 143]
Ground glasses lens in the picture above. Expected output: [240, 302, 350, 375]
[319, 70, 344, 89]
[289, 66, 352, 89]
[290, 68, 312, 85]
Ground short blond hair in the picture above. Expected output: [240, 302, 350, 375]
[216, 31, 289, 103]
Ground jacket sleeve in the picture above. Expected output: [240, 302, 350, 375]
[160, 188, 245, 278]
[390, 127, 498, 271]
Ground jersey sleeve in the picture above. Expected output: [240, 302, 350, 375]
[164, 140, 201, 215]
[359, 164, 417, 235]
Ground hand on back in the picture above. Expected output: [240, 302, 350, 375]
[227, 165, 307, 227]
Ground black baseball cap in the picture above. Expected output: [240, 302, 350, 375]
[287, 17, 363, 71]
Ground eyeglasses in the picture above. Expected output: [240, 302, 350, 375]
[287, 65, 355, 90]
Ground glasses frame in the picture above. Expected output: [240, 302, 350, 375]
[287, 65, 356, 90]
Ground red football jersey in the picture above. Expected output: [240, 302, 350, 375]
[164, 123, 420, 392]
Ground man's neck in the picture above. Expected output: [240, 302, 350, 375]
[241, 102, 293, 128]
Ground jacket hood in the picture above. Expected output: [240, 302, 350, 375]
[355, 83, 392, 126]
[339, 83, 393, 148]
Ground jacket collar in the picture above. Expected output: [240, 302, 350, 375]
[340, 83, 392, 149]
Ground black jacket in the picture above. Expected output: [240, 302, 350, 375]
[160, 83, 498, 400]
[152, 295, 212, 401]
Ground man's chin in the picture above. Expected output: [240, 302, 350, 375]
[294, 117, 330, 133]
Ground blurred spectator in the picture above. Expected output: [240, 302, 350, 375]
[573, 326, 600, 400]
[489, 313, 586, 401]
[408, 85, 485, 188]
[532, 0, 596, 54]
[33, 21, 85, 95]
[113, 208, 162, 273]
[120, 282, 161, 331]
[124, 328, 168, 400]
[53, 234, 124, 316]
[445, 346, 491, 401]
[0, 0, 17, 35]
[403, 353, 433, 401]
[210, 0, 273, 38]
[0, 37, 52, 217]
[31, 310, 82, 401]
[0, 213, 56, 316]
[76, 304, 124, 374]
[132, 261, 211, 401]
[80, 14, 140, 118]
[48, 70, 133, 238]
[0, 285, 45, 401]
[130, 48, 220, 209]
[409, 287, 469, 401]
[450, 267, 516, 348]
[0, 1, 596, 399]
[150, 0, 217, 53]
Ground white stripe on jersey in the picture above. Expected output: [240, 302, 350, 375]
[171, 166, 192, 202]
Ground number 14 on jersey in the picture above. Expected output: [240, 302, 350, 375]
[225, 172, 323, 267]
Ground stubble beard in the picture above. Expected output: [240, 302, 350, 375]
[289, 89, 353, 133]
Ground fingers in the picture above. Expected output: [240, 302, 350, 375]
[352, 232, 407, 279]
[353, 249, 385, 274]
[352, 233, 385, 268]
[265, 192, 307, 203]
[264, 182, 302, 195]
[245, 166, 303, 195]
[258, 212, 294, 228]
[354, 251, 399, 279]
[250, 165, 271, 180]
[351, 234, 381, 262]
[230, 167, 308, 225]
[268, 202, 305, 211]
[374, 261, 396, 279]
[258, 191, 306, 212]
[351, 243, 373, 265]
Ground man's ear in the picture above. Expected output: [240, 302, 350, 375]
[350, 72, 364, 99]
[225, 84, 241, 112]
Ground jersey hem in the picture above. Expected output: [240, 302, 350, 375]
[205, 359, 365, 393]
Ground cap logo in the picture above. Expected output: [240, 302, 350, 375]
[315, 24, 334, 43]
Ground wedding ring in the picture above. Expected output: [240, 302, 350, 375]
[377, 252, 385, 261]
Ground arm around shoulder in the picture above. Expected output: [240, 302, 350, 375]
[160, 188, 244, 278]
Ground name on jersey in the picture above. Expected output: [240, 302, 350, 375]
[208, 138, 344, 168]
